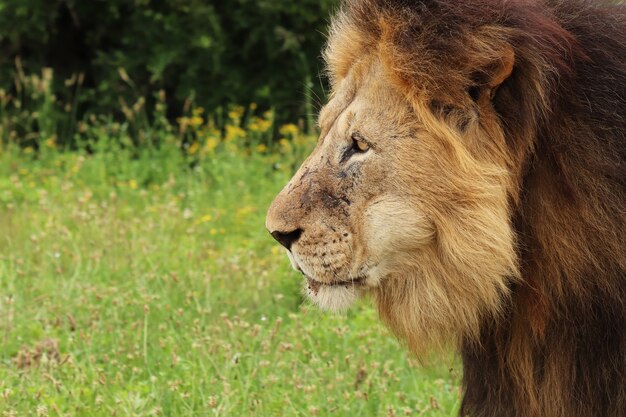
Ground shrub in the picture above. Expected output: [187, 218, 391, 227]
[0, 0, 337, 133]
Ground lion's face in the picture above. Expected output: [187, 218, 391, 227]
[267, 57, 519, 351]
[267, 61, 432, 310]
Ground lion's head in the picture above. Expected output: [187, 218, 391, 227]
[266, 0, 625, 362]
[265, 1, 532, 352]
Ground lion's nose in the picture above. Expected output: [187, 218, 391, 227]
[270, 229, 302, 250]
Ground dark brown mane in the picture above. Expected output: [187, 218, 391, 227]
[331, 1, 626, 416]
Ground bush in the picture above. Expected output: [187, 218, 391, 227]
[0, 60, 315, 171]
[0, 0, 337, 133]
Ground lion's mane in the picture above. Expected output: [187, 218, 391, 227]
[326, 1, 626, 416]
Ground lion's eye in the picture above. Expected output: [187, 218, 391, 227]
[351, 132, 370, 153]
[341, 132, 371, 163]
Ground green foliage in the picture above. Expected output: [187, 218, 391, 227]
[0, 61, 308, 153]
[0, 0, 337, 131]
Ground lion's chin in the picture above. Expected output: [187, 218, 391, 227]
[303, 278, 366, 312]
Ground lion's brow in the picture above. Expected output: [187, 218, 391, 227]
[318, 81, 357, 140]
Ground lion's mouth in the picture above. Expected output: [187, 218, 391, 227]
[305, 275, 366, 294]
[290, 256, 368, 295]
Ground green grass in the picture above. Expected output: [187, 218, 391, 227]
[0, 138, 461, 416]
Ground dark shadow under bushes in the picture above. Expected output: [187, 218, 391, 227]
[0, 0, 336, 135]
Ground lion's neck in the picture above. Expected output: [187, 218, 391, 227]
[460, 277, 625, 417]
[459, 157, 626, 417]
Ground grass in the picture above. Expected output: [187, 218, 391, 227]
[0, 89, 461, 416]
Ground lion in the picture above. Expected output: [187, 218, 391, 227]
[266, 1, 626, 416]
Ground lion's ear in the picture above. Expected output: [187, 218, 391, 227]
[468, 45, 515, 103]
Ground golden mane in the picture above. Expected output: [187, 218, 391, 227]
[324, 1, 626, 416]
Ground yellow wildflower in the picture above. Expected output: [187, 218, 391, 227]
[225, 125, 246, 142]
[189, 116, 203, 127]
[44, 137, 57, 149]
[193, 107, 205, 116]
[249, 121, 260, 131]
[258, 119, 272, 132]
[256, 143, 267, 153]
[228, 105, 244, 121]
[205, 137, 219, 153]
[279, 123, 299, 137]
[195, 214, 213, 225]
[129, 179, 138, 190]
[210, 228, 218, 236]
[249, 117, 272, 133]
[187, 142, 200, 155]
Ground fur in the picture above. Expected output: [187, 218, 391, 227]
[267, 1, 626, 416]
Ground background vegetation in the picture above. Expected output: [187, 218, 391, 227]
[0, 1, 461, 415]
[0, 0, 336, 138]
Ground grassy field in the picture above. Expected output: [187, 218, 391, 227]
[0, 116, 461, 416]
